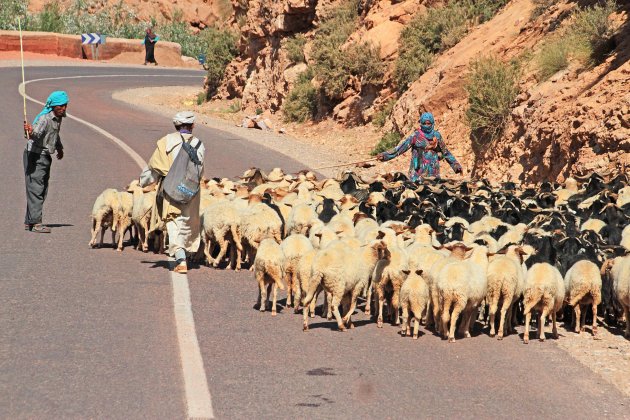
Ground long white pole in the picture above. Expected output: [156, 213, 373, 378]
[18, 17, 29, 138]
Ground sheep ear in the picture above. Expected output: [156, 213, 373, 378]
[315, 233, 323, 238]
[435, 245, 445, 250]
[284, 202, 293, 207]
[376, 231, 385, 240]
[335, 230, 344, 235]
[402, 269, 411, 275]
[438, 218, 446, 226]
[415, 269, 423, 276]
[409, 228, 416, 234]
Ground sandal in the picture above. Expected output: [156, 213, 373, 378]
[31, 224, 51, 233]
[173, 262, 187, 274]
[24, 224, 33, 231]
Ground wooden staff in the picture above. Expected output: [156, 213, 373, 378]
[311, 157, 378, 171]
[18, 17, 29, 139]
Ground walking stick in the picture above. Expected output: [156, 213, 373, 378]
[310, 157, 379, 171]
[18, 17, 29, 139]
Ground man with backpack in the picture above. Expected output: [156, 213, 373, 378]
[140, 111, 205, 274]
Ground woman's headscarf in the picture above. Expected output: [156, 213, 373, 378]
[33, 91, 68, 124]
[419, 112, 435, 139]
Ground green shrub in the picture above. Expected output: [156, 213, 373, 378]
[203, 27, 238, 96]
[227, 99, 242, 113]
[537, 38, 570, 80]
[196, 91, 206, 105]
[283, 68, 318, 122]
[394, 0, 509, 93]
[370, 132, 402, 156]
[569, 0, 616, 64]
[0, 0, 30, 30]
[535, 0, 616, 80]
[285, 34, 307, 64]
[37, 2, 64, 33]
[372, 99, 395, 127]
[530, 0, 557, 21]
[465, 56, 520, 149]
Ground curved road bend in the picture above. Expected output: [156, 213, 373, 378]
[0, 66, 628, 418]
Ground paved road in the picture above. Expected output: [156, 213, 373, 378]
[1, 65, 628, 419]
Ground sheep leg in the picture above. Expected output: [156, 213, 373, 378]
[539, 307, 549, 341]
[301, 276, 321, 331]
[498, 301, 512, 340]
[391, 286, 401, 326]
[293, 273, 302, 314]
[285, 269, 293, 308]
[523, 303, 533, 344]
[424, 299, 433, 327]
[116, 224, 126, 251]
[342, 288, 362, 329]
[257, 272, 267, 312]
[412, 301, 424, 339]
[401, 301, 409, 337]
[376, 284, 385, 328]
[488, 294, 499, 337]
[432, 286, 442, 334]
[326, 292, 333, 320]
[624, 306, 630, 338]
[448, 301, 465, 343]
[551, 309, 559, 339]
[271, 282, 278, 316]
[365, 281, 373, 316]
[89, 217, 100, 248]
[330, 295, 345, 332]
[212, 237, 230, 268]
[591, 302, 601, 339]
[441, 295, 453, 340]
[580, 304, 587, 333]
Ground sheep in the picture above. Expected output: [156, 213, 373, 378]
[424, 243, 471, 334]
[617, 186, 630, 208]
[113, 191, 134, 251]
[621, 225, 630, 250]
[127, 180, 156, 252]
[302, 237, 390, 331]
[563, 260, 602, 338]
[486, 246, 527, 339]
[497, 223, 527, 249]
[469, 216, 503, 235]
[327, 213, 355, 238]
[373, 234, 410, 327]
[201, 200, 243, 270]
[280, 234, 313, 309]
[253, 238, 286, 316]
[522, 263, 565, 344]
[400, 269, 429, 339]
[602, 256, 630, 338]
[286, 203, 318, 236]
[89, 188, 119, 248]
[437, 245, 490, 342]
[240, 201, 283, 268]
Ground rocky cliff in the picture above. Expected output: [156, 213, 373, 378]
[214, 0, 629, 183]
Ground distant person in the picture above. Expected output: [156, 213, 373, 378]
[140, 111, 205, 274]
[377, 112, 463, 181]
[143, 27, 159, 65]
[22, 91, 68, 233]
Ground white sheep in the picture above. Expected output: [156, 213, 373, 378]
[302, 237, 390, 331]
[114, 191, 134, 251]
[201, 200, 243, 270]
[564, 260, 602, 338]
[89, 188, 119, 248]
[127, 180, 156, 252]
[373, 234, 410, 328]
[286, 203, 318, 236]
[437, 245, 490, 342]
[254, 238, 285, 316]
[280, 234, 313, 310]
[486, 246, 527, 339]
[240, 201, 283, 268]
[621, 225, 630, 250]
[602, 255, 630, 338]
[522, 263, 565, 344]
[400, 269, 429, 339]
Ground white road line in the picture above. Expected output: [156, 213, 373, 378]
[19, 75, 215, 419]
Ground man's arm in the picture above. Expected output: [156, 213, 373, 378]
[377, 130, 416, 161]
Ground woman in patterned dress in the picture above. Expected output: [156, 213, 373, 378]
[376, 112, 463, 181]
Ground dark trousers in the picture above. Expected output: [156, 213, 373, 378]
[23, 150, 52, 225]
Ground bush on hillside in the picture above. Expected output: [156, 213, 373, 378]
[204, 27, 238, 96]
[283, 68, 318, 122]
[465, 56, 520, 150]
[370, 132, 402, 156]
[372, 99, 396, 127]
[394, 0, 509, 93]
[537, 38, 570, 80]
[0, 0, 30, 30]
[285, 34, 307, 64]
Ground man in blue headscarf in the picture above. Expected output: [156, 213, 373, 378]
[376, 112, 463, 182]
[22, 90, 68, 233]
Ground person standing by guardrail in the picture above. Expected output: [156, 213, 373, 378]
[22, 91, 68, 233]
[143, 27, 159, 66]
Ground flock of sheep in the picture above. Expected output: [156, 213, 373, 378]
[89, 166, 630, 343]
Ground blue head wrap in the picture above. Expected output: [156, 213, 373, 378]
[419, 112, 435, 138]
[33, 91, 69, 124]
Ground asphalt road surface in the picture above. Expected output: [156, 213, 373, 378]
[1, 65, 628, 419]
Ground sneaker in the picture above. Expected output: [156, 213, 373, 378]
[31, 224, 51, 233]
[173, 262, 187, 274]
